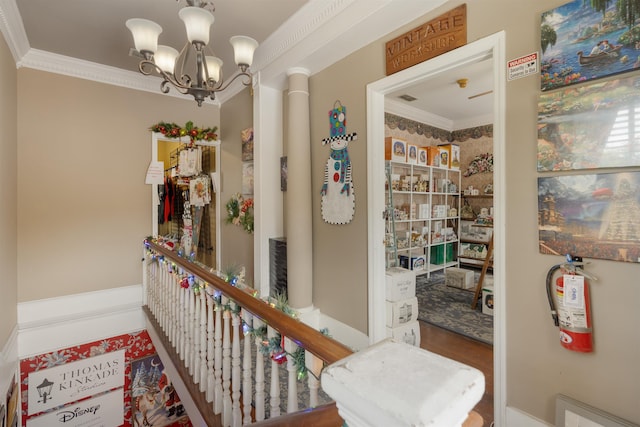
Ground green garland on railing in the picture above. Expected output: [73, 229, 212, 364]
[145, 240, 329, 381]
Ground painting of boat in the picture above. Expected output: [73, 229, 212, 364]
[576, 44, 622, 65]
[541, 0, 640, 91]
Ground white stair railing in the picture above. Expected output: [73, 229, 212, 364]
[143, 240, 354, 426]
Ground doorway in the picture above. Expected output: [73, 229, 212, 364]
[151, 133, 222, 270]
[366, 32, 506, 425]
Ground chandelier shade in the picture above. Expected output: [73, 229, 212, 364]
[126, 18, 162, 55]
[126, 0, 258, 107]
[178, 7, 214, 45]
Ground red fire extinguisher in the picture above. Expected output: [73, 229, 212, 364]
[546, 255, 597, 353]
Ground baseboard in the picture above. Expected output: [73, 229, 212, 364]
[17, 285, 146, 358]
[506, 406, 552, 427]
[318, 313, 369, 352]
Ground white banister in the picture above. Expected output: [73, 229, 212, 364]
[200, 289, 208, 392]
[284, 337, 298, 413]
[222, 296, 232, 427]
[268, 326, 281, 418]
[253, 318, 266, 422]
[242, 309, 253, 424]
[206, 288, 215, 402]
[231, 303, 242, 426]
[193, 286, 201, 384]
[214, 294, 223, 414]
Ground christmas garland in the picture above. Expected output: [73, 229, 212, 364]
[225, 193, 254, 234]
[150, 121, 218, 143]
[144, 249, 328, 381]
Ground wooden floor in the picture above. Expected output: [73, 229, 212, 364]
[419, 321, 494, 427]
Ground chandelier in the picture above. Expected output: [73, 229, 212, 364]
[126, 0, 258, 107]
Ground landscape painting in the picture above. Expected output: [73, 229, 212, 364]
[538, 172, 640, 263]
[537, 74, 640, 171]
[541, 0, 640, 91]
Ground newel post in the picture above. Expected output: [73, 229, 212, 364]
[321, 339, 485, 427]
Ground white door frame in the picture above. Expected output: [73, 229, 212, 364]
[366, 31, 507, 426]
[151, 133, 222, 270]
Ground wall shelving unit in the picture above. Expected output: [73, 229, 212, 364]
[385, 160, 460, 277]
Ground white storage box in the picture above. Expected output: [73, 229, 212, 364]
[482, 284, 494, 315]
[386, 297, 418, 327]
[386, 320, 421, 347]
[446, 267, 475, 290]
[385, 267, 416, 302]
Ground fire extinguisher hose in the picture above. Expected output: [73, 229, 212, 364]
[546, 263, 562, 327]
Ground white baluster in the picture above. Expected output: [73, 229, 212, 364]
[186, 286, 193, 371]
[284, 337, 298, 413]
[268, 326, 281, 418]
[161, 265, 169, 333]
[306, 352, 324, 408]
[222, 297, 232, 426]
[179, 285, 186, 361]
[170, 274, 178, 346]
[214, 295, 223, 414]
[206, 288, 215, 402]
[231, 303, 242, 426]
[200, 289, 208, 392]
[253, 318, 266, 422]
[193, 286, 201, 383]
[242, 310, 253, 425]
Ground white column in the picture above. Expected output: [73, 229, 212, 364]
[285, 68, 313, 310]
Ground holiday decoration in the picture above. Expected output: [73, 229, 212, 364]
[150, 121, 218, 144]
[225, 193, 254, 234]
[320, 101, 357, 224]
[463, 153, 493, 177]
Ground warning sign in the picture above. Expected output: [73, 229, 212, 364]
[507, 52, 538, 81]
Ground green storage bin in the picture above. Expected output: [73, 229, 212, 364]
[430, 244, 445, 265]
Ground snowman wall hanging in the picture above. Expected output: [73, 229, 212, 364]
[320, 101, 357, 224]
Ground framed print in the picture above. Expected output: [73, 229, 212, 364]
[241, 127, 254, 162]
[131, 354, 187, 427]
[541, 0, 640, 91]
[242, 161, 254, 195]
[537, 74, 640, 171]
[538, 171, 640, 262]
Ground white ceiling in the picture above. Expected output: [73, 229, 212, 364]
[2, 0, 492, 123]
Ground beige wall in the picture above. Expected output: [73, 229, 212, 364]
[0, 34, 17, 344]
[17, 68, 219, 301]
[309, 0, 639, 424]
[220, 88, 254, 284]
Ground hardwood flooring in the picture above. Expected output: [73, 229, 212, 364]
[419, 320, 494, 427]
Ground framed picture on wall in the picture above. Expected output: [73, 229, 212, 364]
[242, 161, 254, 195]
[541, 0, 639, 91]
[537, 74, 640, 171]
[538, 171, 640, 262]
[241, 127, 254, 161]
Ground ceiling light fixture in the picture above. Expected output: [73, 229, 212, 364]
[126, 0, 258, 107]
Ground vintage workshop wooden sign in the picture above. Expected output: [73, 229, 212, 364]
[385, 4, 467, 75]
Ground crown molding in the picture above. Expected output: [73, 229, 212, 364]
[385, 97, 453, 131]
[1, 0, 448, 104]
[0, 0, 29, 62]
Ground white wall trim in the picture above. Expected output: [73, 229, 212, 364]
[506, 406, 552, 427]
[367, 31, 507, 427]
[17, 285, 146, 358]
[319, 313, 369, 352]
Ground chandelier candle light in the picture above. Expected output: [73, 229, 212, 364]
[126, 0, 258, 106]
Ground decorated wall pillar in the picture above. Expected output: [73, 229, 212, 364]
[285, 68, 313, 310]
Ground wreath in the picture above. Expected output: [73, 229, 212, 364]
[226, 193, 254, 234]
[150, 121, 218, 143]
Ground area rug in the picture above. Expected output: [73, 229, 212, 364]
[416, 271, 493, 345]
